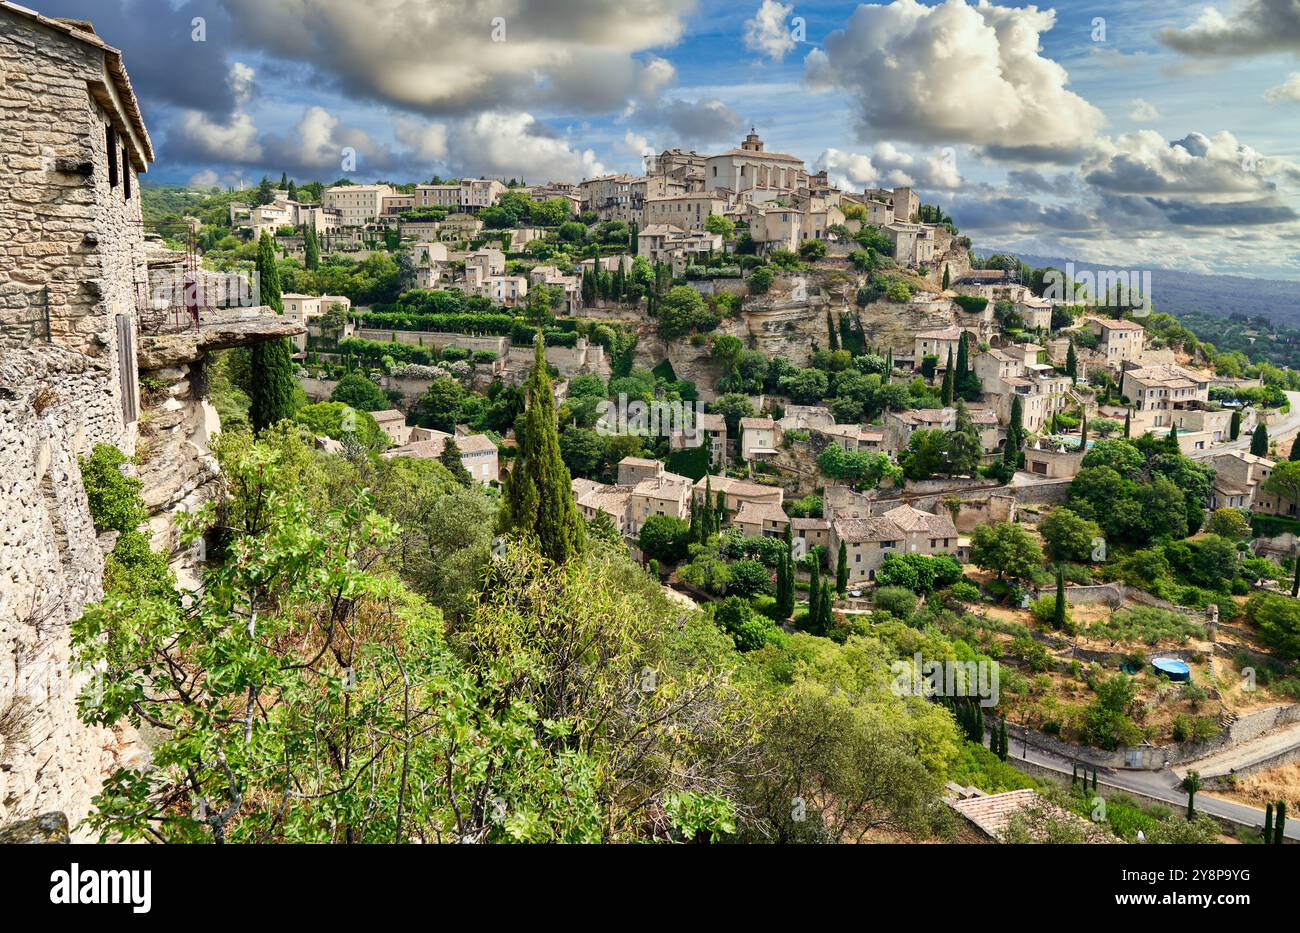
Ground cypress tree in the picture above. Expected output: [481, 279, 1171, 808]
[439, 437, 474, 487]
[999, 718, 1009, 761]
[975, 704, 985, 745]
[1065, 339, 1077, 379]
[1004, 395, 1023, 466]
[249, 231, 295, 434]
[942, 264, 950, 290]
[1079, 410, 1088, 448]
[777, 549, 795, 619]
[1072, 763, 1078, 785]
[1277, 800, 1287, 844]
[1167, 421, 1178, 444]
[689, 500, 700, 542]
[1229, 410, 1241, 441]
[715, 490, 726, 531]
[1292, 559, 1299, 599]
[1265, 802, 1274, 841]
[885, 347, 893, 374]
[827, 311, 839, 350]
[498, 337, 586, 564]
[700, 478, 714, 538]
[1054, 564, 1067, 630]
[941, 349, 954, 405]
[1124, 408, 1132, 438]
[836, 540, 848, 595]
[304, 222, 320, 270]
[818, 584, 833, 636]
[1251, 423, 1269, 457]
[955, 332, 969, 383]
[1092, 769, 1098, 791]
[1290, 433, 1300, 461]
[807, 562, 821, 632]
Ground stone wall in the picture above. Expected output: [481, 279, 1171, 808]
[352, 327, 507, 356]
[0, 345, 143, 834]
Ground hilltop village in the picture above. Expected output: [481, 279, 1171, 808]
[6, 3, 1300, 846]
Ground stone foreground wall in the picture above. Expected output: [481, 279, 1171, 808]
[0, 346, 142, 835]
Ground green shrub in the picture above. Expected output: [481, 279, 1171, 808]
[873, 585, 918, 621]
[80, 444, 147, 535]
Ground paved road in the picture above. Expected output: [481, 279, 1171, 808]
[1185, 391, 1300, 460]
[1174, 719, 1300, 780]
[998, 727, 1300, 840]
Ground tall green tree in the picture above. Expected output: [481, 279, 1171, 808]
[249, 231, 295, 433]
[498, 337, 586, 563]
[1003, 395, 1024, 466]
[1065, 339, 1077, 379]
[1251, 423, 1269, 457]
[304, 222, 320, 270]
[1229, 410, 1240, 441]
[807, 562, 821, 633]
[836, 540, 848, 595]
[1123, 408, 1132, 438]
[439, 437, 474, 487]
[1289, 433, 1300, 461]
[940, 348, 954, 405]
[1181, 770, 1201, 819]
[1053, 564, 1067, 630]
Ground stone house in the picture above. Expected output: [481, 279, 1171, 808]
[693, 474, 784, 518]
[628, 472, 693, 535]
[1084, 317, 1145, 368]
[740, 415, 780, 461]
[617, 456, 666, 486]
[636, 224, 722, 270]
[913, 326, 963, 370]
[323, 184, 395, 227]
[573, 479, 632, 535]
[668, 411, 727, 469]
[884, 222, 937, 268]
[643, 192, 728, 231]
[282, 293, 350, 350]
[1208, 451, 1277, 512]
[733, 500, 790, 538]
[791, 517, 832, 552]
[1119, 362, 1209, 422]
[382, 430, 499, 485]
[370, 409, 411, 446]
[830, 504, 959, 584]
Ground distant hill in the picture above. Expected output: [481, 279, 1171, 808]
[976, 250, 1300, 327]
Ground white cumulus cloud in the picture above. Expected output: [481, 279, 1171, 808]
[804, 0, 1105, 163]
[744, 0, 797, 61]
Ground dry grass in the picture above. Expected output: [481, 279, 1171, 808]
[1207, 762, 1300, 810]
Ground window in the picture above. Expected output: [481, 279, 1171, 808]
[106, 124, 119, 187]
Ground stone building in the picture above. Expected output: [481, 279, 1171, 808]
[0, 5, 297, 834]
[829, 504, 958, 584]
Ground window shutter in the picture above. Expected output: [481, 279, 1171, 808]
[106, 124, 119, 188]
[116, 313, 138, 423]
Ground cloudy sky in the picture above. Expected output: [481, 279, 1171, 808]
[35, 0, 1300, 278]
